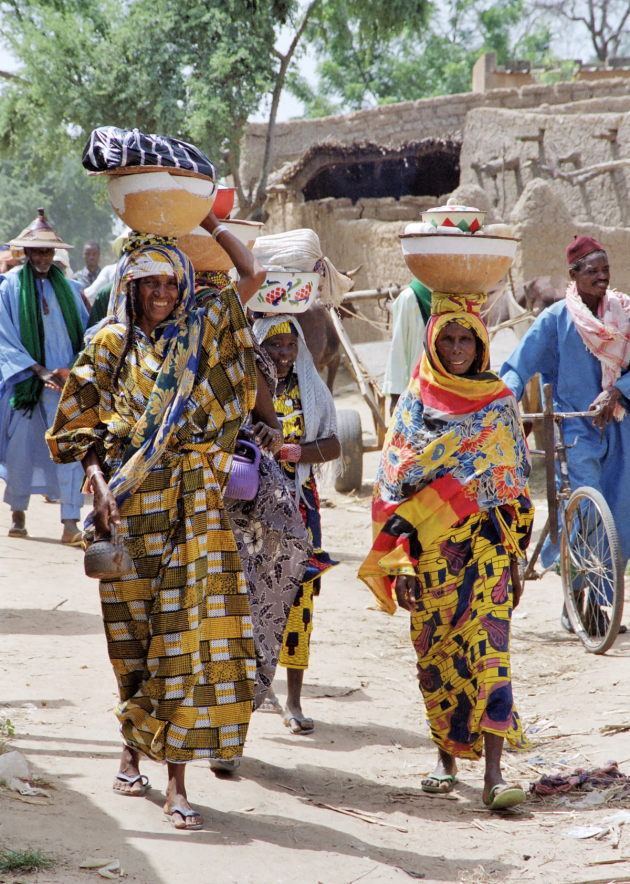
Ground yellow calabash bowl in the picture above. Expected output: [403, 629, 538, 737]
[400, 232, 518, 294]
[106, 170, 216, 238]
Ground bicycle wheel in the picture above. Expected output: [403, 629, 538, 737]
[560, 486, 624, 654]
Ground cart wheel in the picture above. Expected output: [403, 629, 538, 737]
[560, 486, 624, 654]
[335, 409, 363, 493]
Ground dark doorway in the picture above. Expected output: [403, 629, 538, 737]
[300, 140, 461, 203]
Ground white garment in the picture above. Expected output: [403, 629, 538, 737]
[252, 313, 340, 501]
[83, 264, 117, 304]
[381, 286, 426, 396]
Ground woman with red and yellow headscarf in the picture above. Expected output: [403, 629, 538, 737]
[359, 292, 534, 811]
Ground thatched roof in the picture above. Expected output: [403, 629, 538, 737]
[268, 137, 461, 195]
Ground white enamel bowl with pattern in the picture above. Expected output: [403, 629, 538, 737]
[250, 271, 320, 314]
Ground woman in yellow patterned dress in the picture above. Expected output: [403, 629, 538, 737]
[359, 293, 534, 811]
[254, 316, 340, 735]
[46, 214, 265, 829]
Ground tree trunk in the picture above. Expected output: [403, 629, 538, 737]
[244, 0, 320, 219]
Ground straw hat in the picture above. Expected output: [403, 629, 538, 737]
[8, 208, 74, 250]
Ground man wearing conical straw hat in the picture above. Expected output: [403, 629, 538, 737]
[0, 209, 89, 543]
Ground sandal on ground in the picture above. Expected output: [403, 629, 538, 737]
[61, 529, 84, 547]
[421, 774, 458, 794]
[486, 784, 527, 811]
[8, 525, 27, 537]
[259, 696, 284, 714]
[113, 773, 150, 796]
[209, 758, 240, 774]
[283, 713, 314, 735]
[164, 805, 203, 830]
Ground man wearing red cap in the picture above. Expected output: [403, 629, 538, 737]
[501, 235, 630, 631]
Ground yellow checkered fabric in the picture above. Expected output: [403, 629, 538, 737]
[47, 285, 257, 763]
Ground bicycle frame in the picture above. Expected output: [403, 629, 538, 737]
[520, 383, 601, 582]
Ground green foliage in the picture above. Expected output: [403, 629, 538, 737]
[0, 847, 55, 873]
[293, 0, 429, 112]
[0, 718, 15, 737]
[290, 0, 554, 114]
[0, 0, 291, 225]
[0, 0, 287, 169]
[0, 153, 116, 255]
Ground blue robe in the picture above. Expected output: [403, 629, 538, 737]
[501, 300, 630, 567]
[0, 271, 88, 520]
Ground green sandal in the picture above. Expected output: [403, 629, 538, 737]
[421, 774, 458, 794]
[486, 784, 526, 811]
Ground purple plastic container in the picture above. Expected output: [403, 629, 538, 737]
[224, 440, 261, 500]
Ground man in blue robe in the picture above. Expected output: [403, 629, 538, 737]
[501, 235, 630, 631]
[0, 210, 88, 543]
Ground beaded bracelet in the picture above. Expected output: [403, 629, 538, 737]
[278, 443, 302, 463]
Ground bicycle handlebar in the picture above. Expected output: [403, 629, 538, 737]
[521, 405, 602, 421]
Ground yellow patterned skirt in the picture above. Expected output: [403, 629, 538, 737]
[278, 579, 317, 670]
[101, 449, 255, 764]
[410, 511, 529, 760]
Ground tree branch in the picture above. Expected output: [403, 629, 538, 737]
[0, 69, 25, 82]
[223, 117, 250, 213]
[534, 0, 630, 61]
[249, 0, 320, 216]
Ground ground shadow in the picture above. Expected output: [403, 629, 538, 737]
[16, 535, 85, 547]
[127, 793, 517, 883]
[0, 747, 162, 883]
[256, 707, 433, 753]
[0, 607, 103, 635]
[300, 683, 370, 702]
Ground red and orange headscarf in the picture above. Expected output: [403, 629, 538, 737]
[419, 292, 513, 415]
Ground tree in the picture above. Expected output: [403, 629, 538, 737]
[0, 0, 288, 175]
[534, 0, 630, 62]
[289, 0, 553, 113]
[0, 152, 117, 257]
[227, 0, 430, 216]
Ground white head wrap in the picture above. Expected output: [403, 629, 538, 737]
[122, 252, 177, 281]
[253, 313, 341, 501]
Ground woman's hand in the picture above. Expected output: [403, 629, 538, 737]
[81, 449, 120, 537]
[395, 574, 421, 613]
[510, 558, 524, 609]
[91, 473, 120, 538]
[251, 421, 283, 453]
[199, 209, 266, 305]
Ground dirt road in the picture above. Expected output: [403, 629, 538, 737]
[2, 389, 630, 884]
